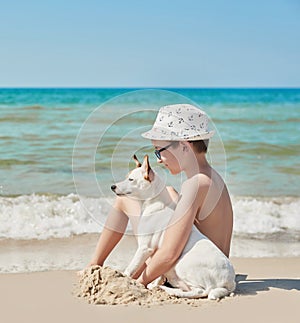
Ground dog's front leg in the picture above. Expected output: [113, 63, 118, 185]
[124, 245, 154, 277]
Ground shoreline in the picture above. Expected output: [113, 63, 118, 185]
[1, 233, 300, 273]
[1, 258, 299, 323]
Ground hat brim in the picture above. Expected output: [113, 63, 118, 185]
[141, 129, 215, 141]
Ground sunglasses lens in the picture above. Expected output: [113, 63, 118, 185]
[154, 151, 161, 159]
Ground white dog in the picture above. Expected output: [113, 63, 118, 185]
[111, 155, 236, 300]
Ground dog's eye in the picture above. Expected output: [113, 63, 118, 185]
[128, 178, 134, 182]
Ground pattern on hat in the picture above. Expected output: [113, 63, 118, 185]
[142, 104, 214, 141]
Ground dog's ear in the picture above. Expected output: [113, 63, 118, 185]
[133, 154, 141, 168]
[141, 155, 153, 182]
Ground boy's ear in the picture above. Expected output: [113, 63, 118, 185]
[133, 154, 141, 168]
[141, 155, 153, 182]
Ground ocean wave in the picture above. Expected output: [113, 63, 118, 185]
[0, 159, 38, 167]
[224, 141, 300, 157]
[23, 105, 45, 110]
[0, 194, 299, 241]
[232, 196, 300, 241]
[0, 194, 112, 240]
[212, 117, 300, 124]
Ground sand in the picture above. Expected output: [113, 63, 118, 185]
[1, 258, 299, 323]
[74, 265, 211, 306]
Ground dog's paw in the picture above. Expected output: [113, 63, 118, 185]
[123, 269, 131, 277]
[147, 276, 166, 289]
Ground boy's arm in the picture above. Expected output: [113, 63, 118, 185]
[137, 176, 209, 287]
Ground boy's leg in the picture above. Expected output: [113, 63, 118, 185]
[89, 196, 141, 266]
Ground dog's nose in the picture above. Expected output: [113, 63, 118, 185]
[111, 184, 116, 191]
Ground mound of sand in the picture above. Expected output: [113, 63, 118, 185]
[74, 266, 203, 306]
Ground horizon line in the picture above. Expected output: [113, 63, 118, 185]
[1, 86, 300, 90]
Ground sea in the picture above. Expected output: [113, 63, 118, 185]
[0, 88, 299, 273]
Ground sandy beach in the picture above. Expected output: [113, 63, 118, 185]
[1, 257, 299, 323]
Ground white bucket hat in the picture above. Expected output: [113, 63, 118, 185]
[142, 104, 215, 141]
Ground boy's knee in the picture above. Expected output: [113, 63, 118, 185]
[113, 195, 141, 216]
[113, 196, 126, 211]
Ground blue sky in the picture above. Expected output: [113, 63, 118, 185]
[1, 0, 300, 87]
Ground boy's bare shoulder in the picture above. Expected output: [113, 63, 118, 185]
[180, 175, 212, 204]
[175, 175, 211, 209]
[182, 173, 212, 190]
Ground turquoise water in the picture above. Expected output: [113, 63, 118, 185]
[1, 88, 300, 265]
[0, 88, 300, 197]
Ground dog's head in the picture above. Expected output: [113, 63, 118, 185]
[111, 155, 156, 199]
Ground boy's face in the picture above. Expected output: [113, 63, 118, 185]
[152, 140, 182, 175]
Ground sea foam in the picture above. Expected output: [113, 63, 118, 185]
[0, 194, 111, 240]
[0, 194, 299, 241]
[232, 196, 300, 241]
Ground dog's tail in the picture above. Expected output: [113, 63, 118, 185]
[208, 278, 236, 300]
[159, 286, 208, 299]
[207, 287, 233, 300]
[160, 285, 235, 300]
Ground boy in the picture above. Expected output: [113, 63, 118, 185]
[86, 104, 233, 287]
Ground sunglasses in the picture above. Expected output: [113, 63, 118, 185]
[154, 143, 174, 159]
